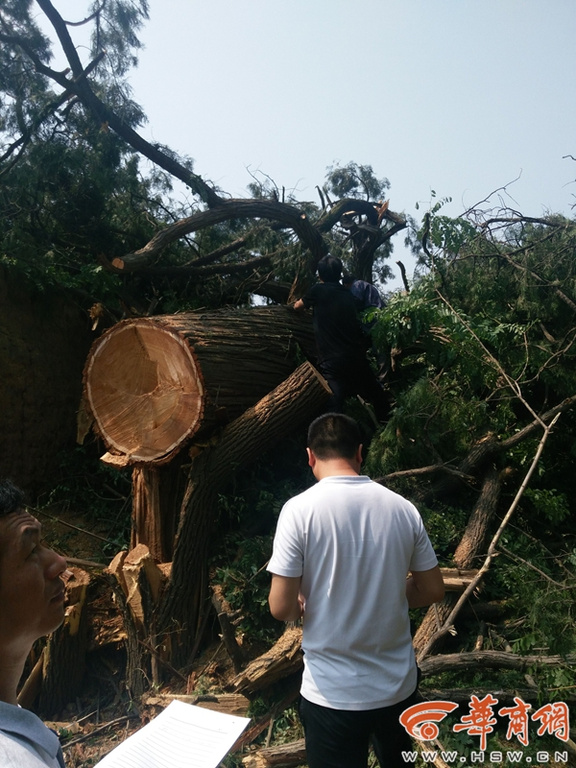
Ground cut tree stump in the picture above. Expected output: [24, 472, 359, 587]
[82, 306, 315, 464]
[107, 545, 171, 695]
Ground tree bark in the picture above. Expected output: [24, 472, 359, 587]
[159, 362, 330, 666]
[419, 650, 576, 677]
[131, 454, 187, 561]
[111, 200, 327, 271]
[83, 306, 316, 464]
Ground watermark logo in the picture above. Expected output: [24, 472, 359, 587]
[399, 695, 570, 763]
[400, 749, 570, 764]
[399, 700, 459, 741]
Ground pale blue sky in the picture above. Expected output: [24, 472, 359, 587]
[43, 0, 576, 287]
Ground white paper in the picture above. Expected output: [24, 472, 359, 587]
[94, 699, 250, 768]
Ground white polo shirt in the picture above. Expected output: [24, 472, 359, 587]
[268, 475, 438, 710]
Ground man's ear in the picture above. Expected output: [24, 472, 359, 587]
[355, 444, 363, 467]
[306, 447, 316, 469]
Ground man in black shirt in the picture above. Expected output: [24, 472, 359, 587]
[293, 256, 390, 421]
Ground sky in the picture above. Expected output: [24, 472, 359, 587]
[42, 0, 576, 289]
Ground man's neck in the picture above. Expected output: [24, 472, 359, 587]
[313, 458, 361, 481]
[0, 646, 28, 705]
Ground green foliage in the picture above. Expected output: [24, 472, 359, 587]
[90, 0, 150, 79]
[211, 439, 310, 642]
[366, 374, 488, 476]
[39, 443, 131, 559]
[213, 533, 279, 642]
[523, 488, 570, 526]
[324, 161, 390, 201]
[1, 1, 406, 311]
[417, 504, 470, 561]
[489, 527, 576, 660]
[363, 209, 576, 715]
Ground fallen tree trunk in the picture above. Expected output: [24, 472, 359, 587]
[159, 362, 331, 666]
[82, 306, 316, 464]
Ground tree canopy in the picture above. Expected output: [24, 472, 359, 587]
[0, 0, 412, 317]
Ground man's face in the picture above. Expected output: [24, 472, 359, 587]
[0, 509, 67, 649]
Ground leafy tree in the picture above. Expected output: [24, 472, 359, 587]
[366, 206, 576, 666]
[0, 1, 408, 316]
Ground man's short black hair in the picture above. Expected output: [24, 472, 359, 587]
[0, 480, 25, 519]
[307, 413, 362, 460]
[317, 255, 343, 284]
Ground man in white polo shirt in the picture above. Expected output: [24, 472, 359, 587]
[0, 480, 68, 767]
[268, 414, 444, 768]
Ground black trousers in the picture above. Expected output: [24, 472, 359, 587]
[321, 356, 391, 422]
[299, 691, 418, 768]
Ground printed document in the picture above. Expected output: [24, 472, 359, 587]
[94, 699, 250, 768]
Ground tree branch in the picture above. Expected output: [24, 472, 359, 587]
[420, 649, 576, 676]
[23, 0, 223, 207]
[111, 200, 327, 271]
[416, 413, 560, 662]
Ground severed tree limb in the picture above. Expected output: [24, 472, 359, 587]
[105, 254, 273, 280]
[27, 0, 222, 207]
[420, 650, 576, 677]
[375, 463, 475, 485]
[241, 739, 307, 768]
[232, 627, 304, 694]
